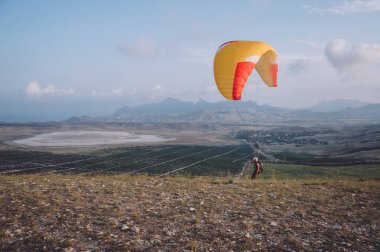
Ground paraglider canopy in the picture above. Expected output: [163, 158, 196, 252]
[213, 41, 278, 100]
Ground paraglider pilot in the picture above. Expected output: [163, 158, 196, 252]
[251, 157, 263, 179]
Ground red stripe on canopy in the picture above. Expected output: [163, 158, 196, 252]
[271, 63, 278, 87]
[232, 62, 255, 100]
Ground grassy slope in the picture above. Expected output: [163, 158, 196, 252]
[243, 163, 380, 180]
[0, 174, 379, 251]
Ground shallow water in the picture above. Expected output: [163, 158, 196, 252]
[10, 131, 174, 147]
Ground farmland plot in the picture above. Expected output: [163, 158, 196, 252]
[0, 145, 253, 177]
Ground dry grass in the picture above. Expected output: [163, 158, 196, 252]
[0, 174, 379, 251]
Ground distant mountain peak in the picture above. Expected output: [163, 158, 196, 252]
[161, 97, 183, 103]
[196, 98, 208, 104]
[308, 99, 369, 113]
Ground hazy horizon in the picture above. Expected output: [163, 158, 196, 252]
[1, 0, 380, 121]
[0, 96, 377, 122]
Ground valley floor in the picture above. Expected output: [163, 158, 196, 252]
[0, 175, 379, 251]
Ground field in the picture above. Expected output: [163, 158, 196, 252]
[1, 175, 379, 251]
[0, 145, 253, 177]
[236, 124, 380, 165]
[1, 122, 379, 251]
[1, 145, 380, 180]
[244, 163, 380, 181]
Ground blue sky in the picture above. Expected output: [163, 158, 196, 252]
[1, 0, 380, 121]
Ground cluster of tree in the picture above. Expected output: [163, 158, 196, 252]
[236, 130, 328, 146]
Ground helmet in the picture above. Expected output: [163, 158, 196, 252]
[253, 157, 259, 162]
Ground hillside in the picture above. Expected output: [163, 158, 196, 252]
[1, 174, 379, 251]
[308, 99, 369, 112]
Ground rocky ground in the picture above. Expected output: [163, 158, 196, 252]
[0, 174, 379, 251]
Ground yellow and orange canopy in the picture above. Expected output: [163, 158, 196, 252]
[213, 41, 278, 100]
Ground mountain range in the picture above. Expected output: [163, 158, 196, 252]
[307, 99, 369, 113]
[67, 98, 380, 124]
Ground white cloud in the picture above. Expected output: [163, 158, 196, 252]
[117, 37, 157, 59]
[111, 87, 124, 96]
[294, 39, 321, 48]
[153, 85, 162, 91]
[206, 85, 217, 93]
[26, 81, 75, 96]
[286, 59, 311, 74]
[178, 46, 213, 63]
[325, 39, 380, 72]
[166, 44, 213, 64]
[305, 0, 380, 14]
[328, 0, 380, 14]
[90, 87, 129, 98]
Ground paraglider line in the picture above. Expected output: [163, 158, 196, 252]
[158, 147, 241, 177]
[127, 147, 218, 174]
[55, 146, 173, 173]
[1, 147, 163, 174]
[83, 146, 195, 174]
[232, 152, 254, 163]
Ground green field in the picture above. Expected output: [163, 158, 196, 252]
[0, 145, 253, 177]
[1, 145, 380, 180]
[243, 163, 380, 180]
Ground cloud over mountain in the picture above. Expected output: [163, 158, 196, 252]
[26, 81, 75, 97]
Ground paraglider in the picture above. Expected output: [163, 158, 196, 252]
[213, 41, 278, 100]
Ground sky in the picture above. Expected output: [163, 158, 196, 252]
[1, 0, 380, 121]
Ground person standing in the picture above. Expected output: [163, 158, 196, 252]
[251, 157, 263, 179]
